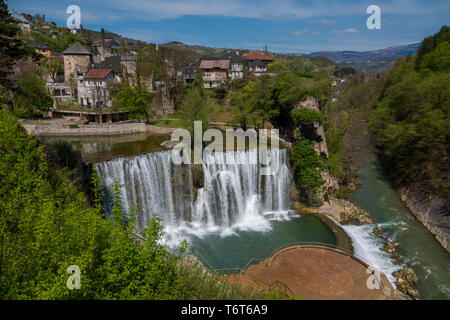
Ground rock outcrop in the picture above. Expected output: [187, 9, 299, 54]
[293, 96, 329, 158]
[398, 185, 450, 252]
[305, 197, 374, 224]
[392, 266, 420, 300]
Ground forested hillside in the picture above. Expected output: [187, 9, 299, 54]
[369, 26, 450, 200]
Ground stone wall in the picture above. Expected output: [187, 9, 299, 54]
[22, 122, 174, 136]
[64, 55, 92, 82]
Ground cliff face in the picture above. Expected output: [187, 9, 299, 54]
[398, 185, 450, 252]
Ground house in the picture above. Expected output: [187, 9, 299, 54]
[95, 55, 122, 80]
[11, 12, 30, 33]
[242, 51, 273, 76]
[68, 26, 81, 34]
[20, 13, 33, 23]
[92, 39, 120, 60]
[182, 66, 197, 84]
[199, 59, 230, 88]
[32, 42, 51, 57]
[77, 69, 114, 108]
[62, 42, 93, 82]
[221, 51, 245, 80]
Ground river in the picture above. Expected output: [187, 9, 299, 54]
[348, 153, 450, 299]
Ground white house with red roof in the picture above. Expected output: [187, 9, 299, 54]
[77, 69, 114, 108]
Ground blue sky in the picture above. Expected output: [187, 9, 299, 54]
[7, 0, 450, 53]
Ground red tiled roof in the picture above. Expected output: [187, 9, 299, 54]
[199, 60, 230, 70]
[84, 69, 113, 79]
[242, 51, 274, 61]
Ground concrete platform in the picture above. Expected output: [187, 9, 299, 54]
[227, 244, 399, 300]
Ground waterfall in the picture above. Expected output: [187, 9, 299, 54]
[96, 148, 294, 244]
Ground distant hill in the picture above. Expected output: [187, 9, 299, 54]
[305, 43, 420, 72]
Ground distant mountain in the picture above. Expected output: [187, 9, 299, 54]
[305, 43, 420, 72]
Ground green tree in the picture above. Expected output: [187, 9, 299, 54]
[179, 87, 215, 135]
[0, 0, 29, 113]
[40, 57, 64, 82]
[370, 33, 450, 199]
[115, 83, 153, 123]
[291, 108, 324, 124]
[13, 74, 52, 118]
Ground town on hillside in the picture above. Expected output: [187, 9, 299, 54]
[9, 10, 354, 126]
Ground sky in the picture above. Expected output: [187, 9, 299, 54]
[7, 0, 450, 53]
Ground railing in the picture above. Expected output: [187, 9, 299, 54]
[189, 249, 295, 298]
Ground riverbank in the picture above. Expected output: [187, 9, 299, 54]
[397, 185, 450, 253]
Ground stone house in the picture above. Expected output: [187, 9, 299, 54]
[92, 39, 120, 61]
[62, 42, 93, 82]
[77, 69, 114, 108]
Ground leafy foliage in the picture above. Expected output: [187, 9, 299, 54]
[40, 57, 64, 82]
[290, 138, 324, 206]
[13, 74, 52, 118]
[370, 34, 450, 199]
[179, 86, 216, 136]
[114, 83, 154, 122]
[291, 108, 324, 124]
[0, 0, 30, 113]
[229, 76, 275, 130]
[415, 25, 450, 70]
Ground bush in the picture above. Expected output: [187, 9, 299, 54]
[291, 108, 324, 124]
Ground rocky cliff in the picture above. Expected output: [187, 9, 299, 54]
[398, 185, 450, 252]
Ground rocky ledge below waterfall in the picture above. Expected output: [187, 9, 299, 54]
[304, 196, 374, 225]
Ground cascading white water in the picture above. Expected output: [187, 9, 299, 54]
[96, 148, 293, 244]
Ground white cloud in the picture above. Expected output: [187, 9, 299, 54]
[316, 19, 336, 24]
[332, 28, 359, 34]
[292, 29, 308, 36]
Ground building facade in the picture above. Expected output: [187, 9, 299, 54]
[242, 51, 274, 76]
[62, 42, 93, 82]
[199, 59, 230, 88]
[77, 69, 114, 108]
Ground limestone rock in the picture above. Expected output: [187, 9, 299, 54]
[398, 185, 449, 252]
